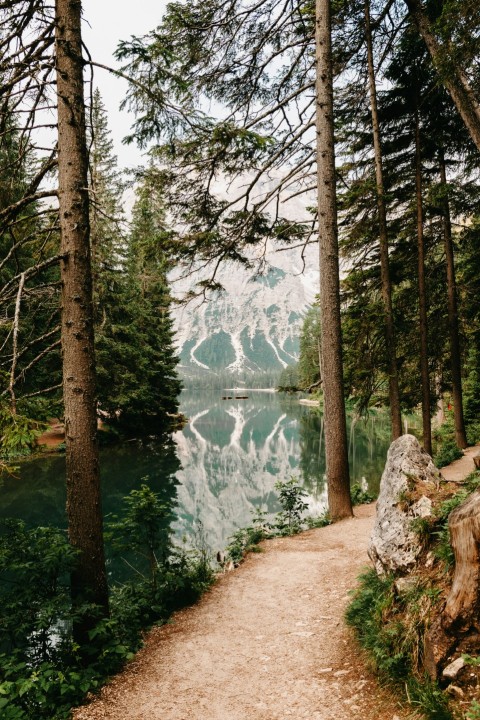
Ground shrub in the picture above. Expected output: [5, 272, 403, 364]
[434, 439, 463, 469]
[0, 483, 215, 719]
[346, 569, 451, 719]
[0, 406, 45, 459]
[350, 482, 375, 505]
[274, 477, 309, 534]
[225, 477, 330, 564]
[432, 411, 463, 469]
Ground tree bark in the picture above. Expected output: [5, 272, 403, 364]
[9, 271, 25, 415]
[404, 0, 480, 154]
[439, 150, 467, 449]
[414, 104, 432, 455]
[54, 0, 109, 643]
[425, 490, 480, 678]
[444, 490, 480, 630]
[315, 0, 352, 520]
[364, 0, 402, 440]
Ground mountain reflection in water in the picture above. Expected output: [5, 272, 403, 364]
[0, 389, 392, 555]
[172, 389, 392, 551]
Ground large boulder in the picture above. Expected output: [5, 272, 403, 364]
[369, 434, 441, 575]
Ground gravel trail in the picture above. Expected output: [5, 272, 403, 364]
[73, 503, 416, 720]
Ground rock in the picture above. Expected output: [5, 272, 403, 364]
[446, 684, 464, 699]
[414, 495, 433, 517]
[442, 656, 466, 680]
[369, 434, 440, 575]
[425, 551, 435, 568]
[394, 576, 418, 595]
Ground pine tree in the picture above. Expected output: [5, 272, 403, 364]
[85, 94, 182, 438]
[298, 304, 322, 391]
[95, 167, 182, 437]
[404, 0, 480, 152]
[364, 0, 402, 439]
[0, 102, 62, 453]
[316, 0, 353, 519]
[55, 0, 109, 642]
[338, 14, 475, 447]
[88, 88, 127, 299]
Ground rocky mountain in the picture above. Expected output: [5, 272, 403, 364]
[170, 177, 319, 381]
[172, 252, 318, 381]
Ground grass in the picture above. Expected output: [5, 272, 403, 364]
[346, 472, 480, 719]
[346, 569, 452, 719]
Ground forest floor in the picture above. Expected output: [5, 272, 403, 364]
[72, 446, 480, 720]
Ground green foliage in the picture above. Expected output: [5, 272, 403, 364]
[350, 482, 375, 505]
[466, 421, 480, 445]
[0, 406, 45, 459]
[225, 526, 267, 565]
[274, 477, 309, 534]
[0, 521, 82, 719]
[106, 482, 213, 627]
[466, 700, 480, 720]
[0, 483, 214, 719]
[277, 364, 299, 392]
[346, 569, 451, 719]
[433, 439, 463, 469]
[304, 513, 331, 529]
[225, 478, 330, 564]
[432, 413, 464, 468]
[95, 165, 181, 438]
[0, 108, 62, 422]
[86, 93, 181, 440]
[431, 488, 474, 568]
[462, 654, 480, 667]
[464, 471, 480, 493]
[107, 482, 174, 577]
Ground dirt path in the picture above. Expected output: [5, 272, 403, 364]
[439, 443, 479, 482]
[74, 504, 413, 720]
[73, 445, 480, 720]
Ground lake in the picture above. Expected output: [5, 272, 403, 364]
[0, 389, 393, 554]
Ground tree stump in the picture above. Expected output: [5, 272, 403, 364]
[425, 490, 480, 678]
[444, 490, 480, 630]
[473, 453, 480, 470]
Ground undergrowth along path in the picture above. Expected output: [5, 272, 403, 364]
[74, 503, 415, 720]
[73, 445, 480, 720]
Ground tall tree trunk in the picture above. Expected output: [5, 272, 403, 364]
[9, 271, 25, 415]
[54, 0, 109, 644]
[439, 149, 467, 449]
[404, 0, 480, 153]
[315, 0, 352, 520]
[414, 104, 432, 455]
[364, 0, 402, 440]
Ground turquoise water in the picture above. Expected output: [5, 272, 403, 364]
[0, 389, 392, 552]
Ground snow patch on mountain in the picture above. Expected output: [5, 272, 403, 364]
[172, 246, 318, 377]
[170, 175, 319, 378]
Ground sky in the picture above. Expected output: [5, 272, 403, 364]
[81, 0, 168, 168]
